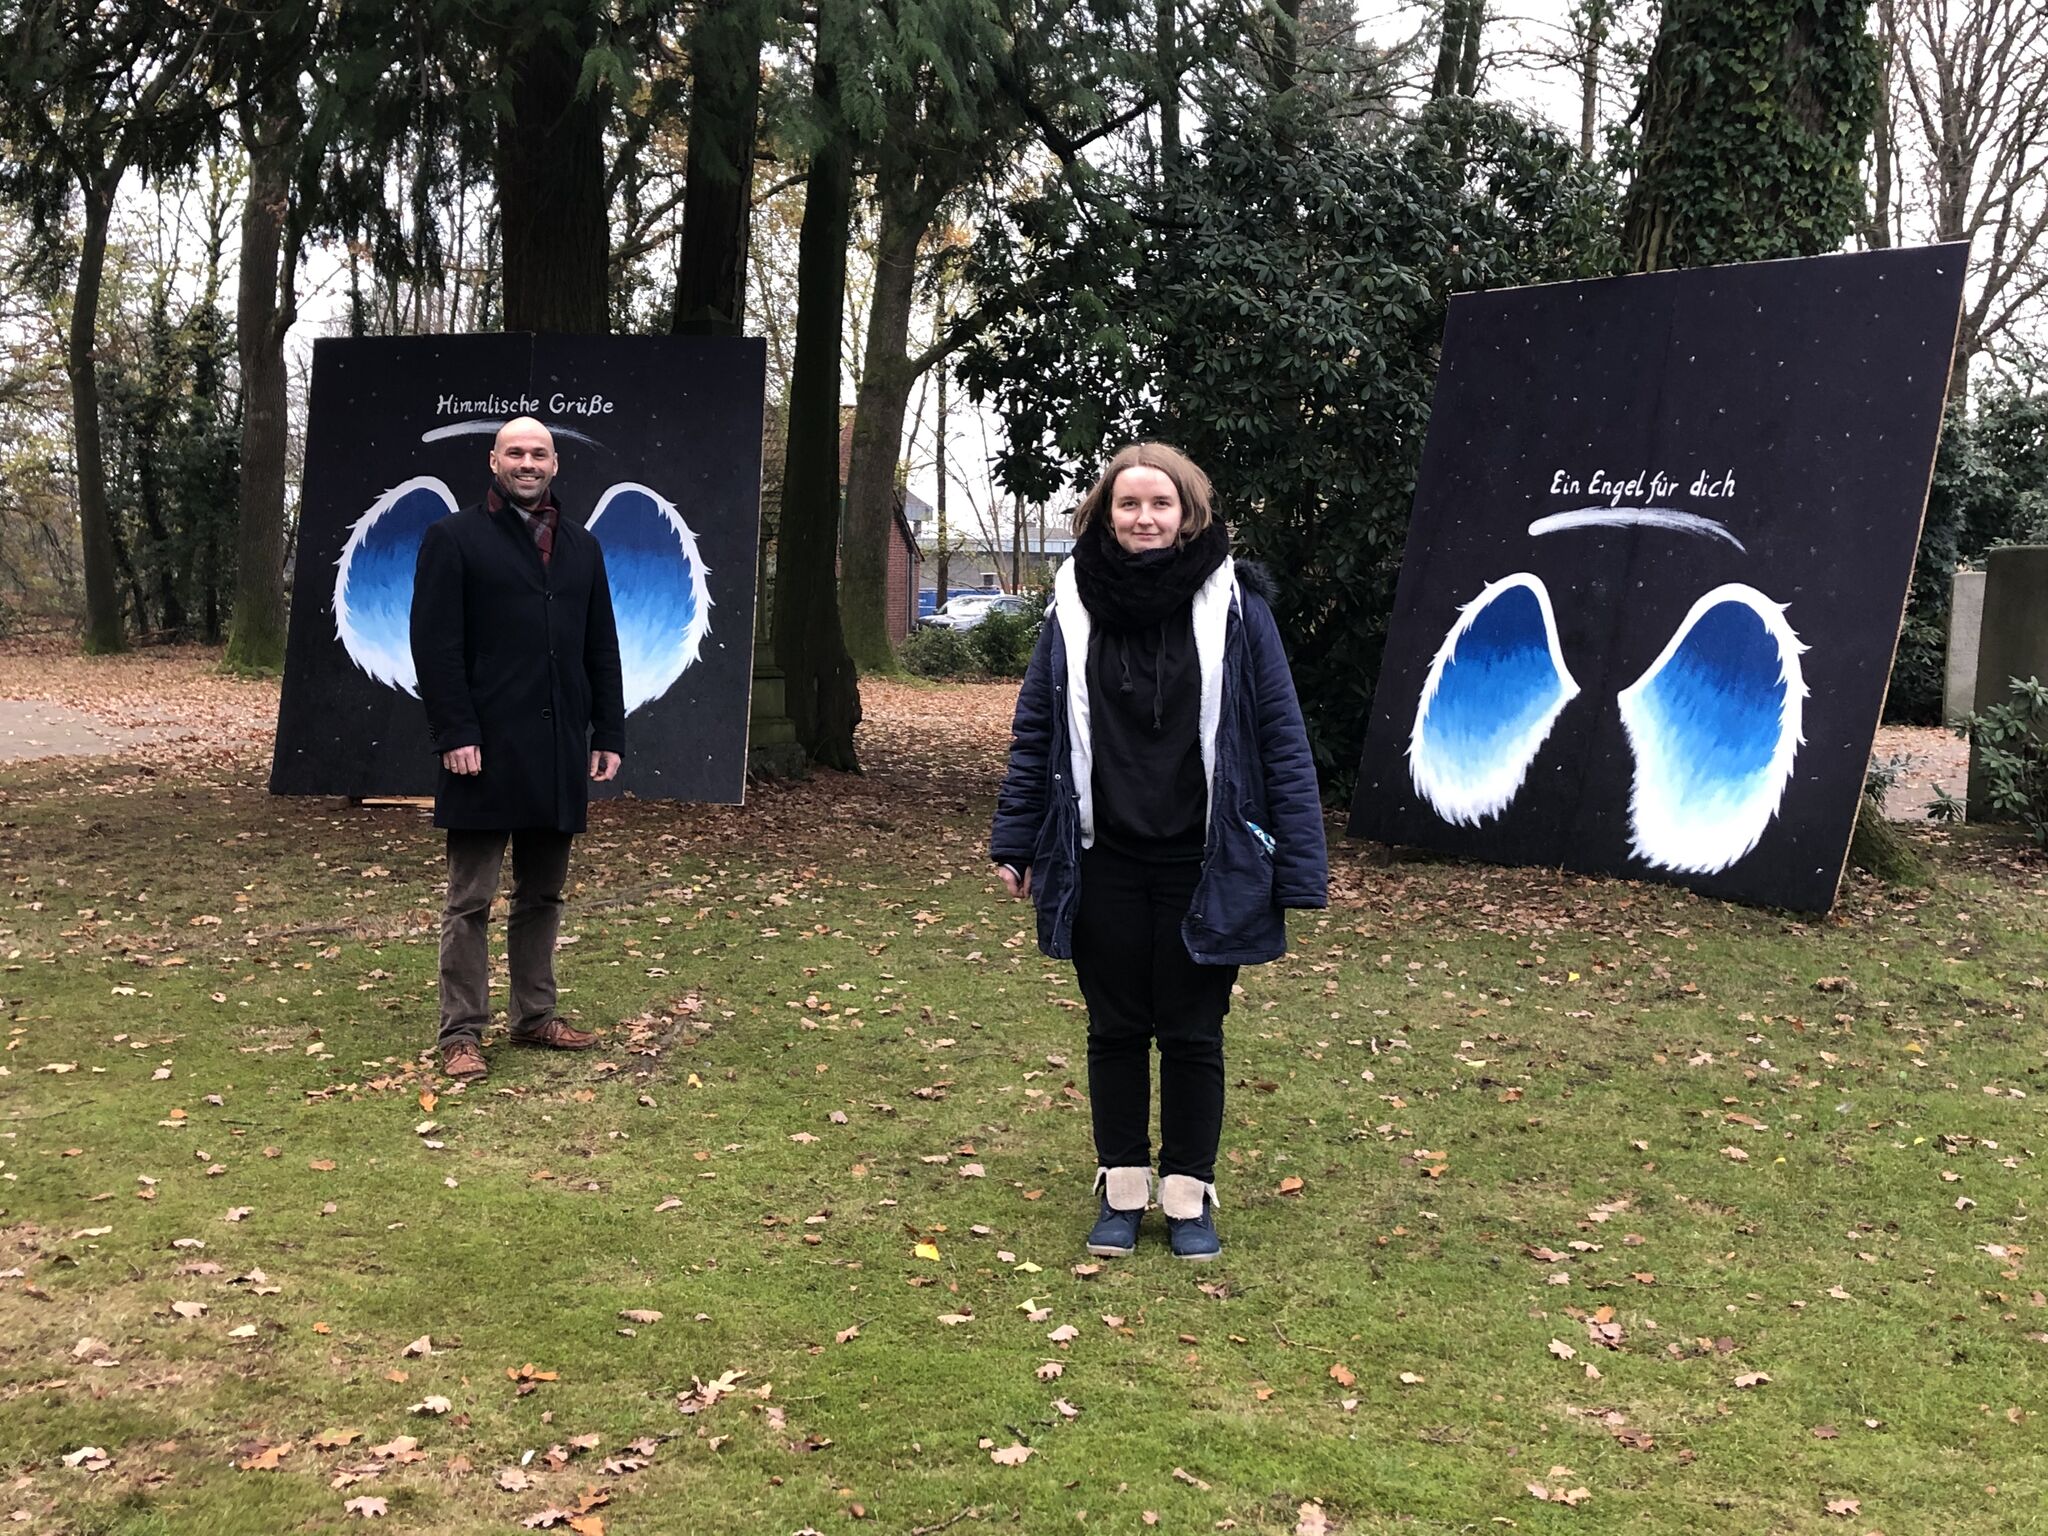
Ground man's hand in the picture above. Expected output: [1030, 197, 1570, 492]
[997, 863, 1031, 900]
[442, 745, 482, 775]
[590, 751, 621, 782]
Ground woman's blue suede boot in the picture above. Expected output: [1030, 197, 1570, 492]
[1160, 1174, 1221, 1261]
[1087, 1166, 1151, 1256]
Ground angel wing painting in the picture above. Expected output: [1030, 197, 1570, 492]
[331, 479, 711, 714]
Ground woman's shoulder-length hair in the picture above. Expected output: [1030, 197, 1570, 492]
[1072, 442, 1217, 544]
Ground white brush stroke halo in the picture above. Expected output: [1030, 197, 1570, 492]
[1528, 507, 1746, 551]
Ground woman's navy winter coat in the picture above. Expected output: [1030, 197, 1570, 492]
[990, 562, 1327, 965]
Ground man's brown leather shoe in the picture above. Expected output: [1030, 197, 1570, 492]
[441, 1040, 488, 1079]
[509, 1019, 600, 1050]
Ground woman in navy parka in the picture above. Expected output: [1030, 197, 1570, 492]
[989, 443, 1327, 1261]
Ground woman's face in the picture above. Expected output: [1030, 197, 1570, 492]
[1108, 465, 1184, 554]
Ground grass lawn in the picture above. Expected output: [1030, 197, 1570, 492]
[1, 673, 2044, 1535]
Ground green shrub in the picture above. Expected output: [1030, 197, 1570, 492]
[1962, 674, 2048, 847]
[900, 624, 977, 678]
[970, 608, 1039, 677]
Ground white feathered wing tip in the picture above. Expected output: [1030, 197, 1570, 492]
[1407, 572, 1580, 826]
[1616, 583, 1808, 876]
[586, 481, 714, 715]
[333, 475, 458, 697]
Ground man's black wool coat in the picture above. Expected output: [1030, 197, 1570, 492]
[409, 493, 626, 833]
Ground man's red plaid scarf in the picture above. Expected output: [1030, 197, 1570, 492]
[487, 482, 559, 566]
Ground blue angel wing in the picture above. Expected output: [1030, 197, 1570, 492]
[1617, 583, 1807, 875]
[333, 476, 458, 695]
[585, 482, 713, 715]
[1408, 573, 1580, 825]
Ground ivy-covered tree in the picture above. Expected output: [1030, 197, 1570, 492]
[1619, 0, 1882, 271]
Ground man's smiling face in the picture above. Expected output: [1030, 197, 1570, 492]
[489, 417, 558, 509]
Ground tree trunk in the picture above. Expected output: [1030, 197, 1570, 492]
[1867, 8, 1896, 250]
[672, 0, 765, 336]
[497, 20, 609, 332]
[1272, 0, 1300, 96]
[771, 43, 861, 769]
[226, 115, 294, 672]
[1579, 0, 1606, 159]
[136, 447, 184, 635]
[1948, 318, 1976, 409]
[1622, 0, 1879, 274]
[1432, 0, 1483, 99]
[1157, 0, 1181, 174]
[71, 187, 123, 653]
[934, 357, 949, 608]
[840, 196, 925, 673]
[1620, 17, 1681, 271]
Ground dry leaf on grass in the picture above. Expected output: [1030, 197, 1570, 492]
[989, 1442, 1034, 1466]
[238, 1442, 294, 1471]
[344, 1497, 388, 1519]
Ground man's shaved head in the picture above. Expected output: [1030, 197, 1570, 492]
[494, 415, 555, 453]
[490, 416, 559, 509]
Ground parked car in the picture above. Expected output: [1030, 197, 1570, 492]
[921, 591, 1034, 632]
[918, 587, 1001, 620]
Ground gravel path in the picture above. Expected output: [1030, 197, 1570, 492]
[1870, 723, 1969, 822]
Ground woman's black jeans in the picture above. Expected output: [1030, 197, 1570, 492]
[1071, 846, 1239, 1183]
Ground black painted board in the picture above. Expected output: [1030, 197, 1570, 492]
[1346, 245, 1966, 912]
[270, 334, 766, 805]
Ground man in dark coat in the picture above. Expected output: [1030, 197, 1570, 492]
[409, 416, 626, 1080]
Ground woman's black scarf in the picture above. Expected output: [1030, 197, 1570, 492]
[1071, 518, 1230, 633]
